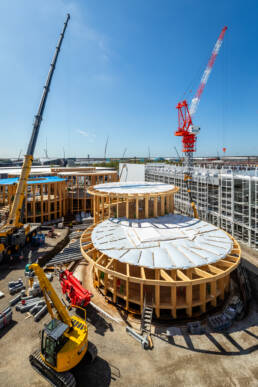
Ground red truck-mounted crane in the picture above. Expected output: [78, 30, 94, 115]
[59, 270, 92, 308]
[175, 26, 227, 218]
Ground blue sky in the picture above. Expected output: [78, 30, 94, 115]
[0, 0, 257, 158]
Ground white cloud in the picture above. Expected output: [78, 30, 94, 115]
[76, 129, 95, 143]
[77, 129, 89, 137]
[65, 3, 111, 64]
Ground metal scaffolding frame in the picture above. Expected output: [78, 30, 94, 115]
[145, 165, 258, 249]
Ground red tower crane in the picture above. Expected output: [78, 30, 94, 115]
[174, 26, 227, 217]
[175, 26, 227, 172]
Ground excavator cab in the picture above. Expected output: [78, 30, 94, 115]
[41, 319, 69, 368]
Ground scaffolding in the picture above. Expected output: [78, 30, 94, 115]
[145, 165, 258, 249]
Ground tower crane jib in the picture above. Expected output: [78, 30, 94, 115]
[189, 26, 227, 117]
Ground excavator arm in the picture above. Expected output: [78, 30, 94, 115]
[29, 263, 72, 328]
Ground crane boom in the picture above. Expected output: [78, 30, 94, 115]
[7, 14, 70, 228]
[29, 263, 72, 328]
[189, 26, 227, 117]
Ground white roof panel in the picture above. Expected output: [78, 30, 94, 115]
[91, 215, 233, 270]
[139, 250, 154, 268]
[92, 181, 176, 194]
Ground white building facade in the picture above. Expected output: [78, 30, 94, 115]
[145, 164, 258, 249]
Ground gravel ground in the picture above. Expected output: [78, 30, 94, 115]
[0, 261, 258, 387]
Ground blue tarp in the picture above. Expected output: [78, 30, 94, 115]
[0, 176, 65, 185]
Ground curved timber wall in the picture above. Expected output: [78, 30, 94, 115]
[0, 176, 66, 224]
[87, 182, 179, 223]
[81, 222, 241, 318]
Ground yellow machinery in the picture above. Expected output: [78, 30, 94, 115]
[29, 263, 97, 387]
[0, 14, 70, 258]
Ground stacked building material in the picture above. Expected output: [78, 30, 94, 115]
[15, 296, 47, 322]
[34, 305, 48, 322]
[45, 240, 82, 267]
[69, 230, 83, 239]
[0, 307, 12, 329]
[9, 293, 23, 306]
[69, 221, 92, 239]
[8, 279, 25, 295]
[16, 297, 43, 312]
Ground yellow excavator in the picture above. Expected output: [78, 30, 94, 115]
[29, 263, 97, 387]
[0, 14, 70, 259]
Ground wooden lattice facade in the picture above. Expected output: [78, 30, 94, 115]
[57, 170, 118, 215]
[81, 181, 241, 318]
[0, 177, 66, 223]
[88, 184, 179, 223]
[81, 223, 241, 318]
[0, 167, 118, 223]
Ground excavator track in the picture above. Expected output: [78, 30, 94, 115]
[86, 341, 98, 364]
[29, 350, 76, 387]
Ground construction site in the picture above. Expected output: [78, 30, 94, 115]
[0, 7, 257, 387]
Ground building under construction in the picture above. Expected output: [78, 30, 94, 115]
[145, 164, 258, 249]
[80, 181, 241, 318]
[0, 167, 118, 224]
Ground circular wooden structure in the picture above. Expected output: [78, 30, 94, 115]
[87, 181, 179, 223]
[57, 169, 118, 215]
[81, 214, 241, 318]
[0, 167, 119, 224]
[0, 176, 66, 223]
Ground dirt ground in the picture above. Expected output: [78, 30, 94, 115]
[0, 258, 258, 387]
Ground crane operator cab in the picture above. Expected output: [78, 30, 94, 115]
[41, 319, 69, 368]
[39, 315, 89, 373]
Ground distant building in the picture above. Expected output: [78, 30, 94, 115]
[146, 164, 258, 249]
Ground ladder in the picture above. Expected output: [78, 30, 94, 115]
[140, 297, 153, 335]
